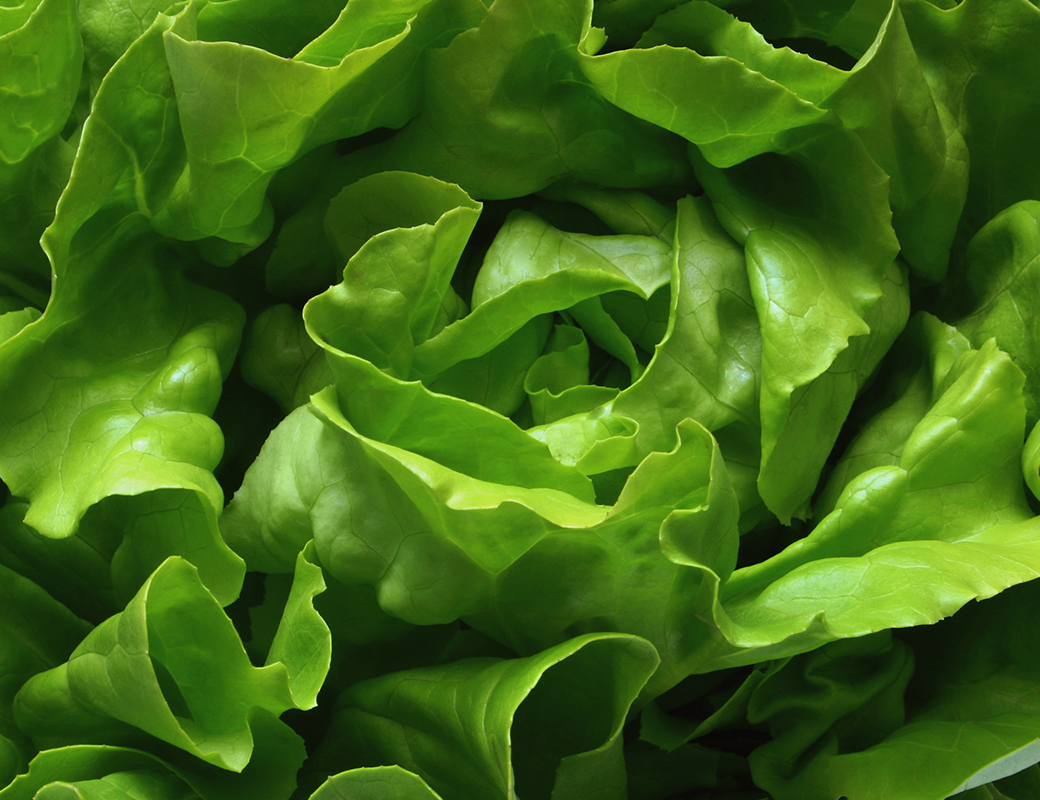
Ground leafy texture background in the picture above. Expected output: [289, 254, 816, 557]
[0, 0, 1038, 798]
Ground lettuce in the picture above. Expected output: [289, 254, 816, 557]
[0, 0, 1039, 797]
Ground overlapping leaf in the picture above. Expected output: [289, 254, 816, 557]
[307, 634, 659, 800]
[14, 550, 328, 772]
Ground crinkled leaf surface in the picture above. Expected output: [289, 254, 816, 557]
[580, 8, 907, 520]
[223, 379, 738, 697]
[0, 0, 1037, 798]
[332, 0, 691, 199]
[688, 313, 1040, 670]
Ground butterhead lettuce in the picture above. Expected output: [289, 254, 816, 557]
[0, 0, 1039, 798]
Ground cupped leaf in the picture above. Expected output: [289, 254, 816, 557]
[581, 29, 830, 169]
[410, 210, 672, 379]
[309, 633, 660, 800]
[305, 171, 481, 379]
[819, 1, 968, 282]
[425, 318, 553, 418]
[0, 711, 305, 800]
[155, 26, 401, 250]
[525, 193, 763, 482]
[524, 324, 617, 426]
[224, 376, 741, 697]
[515, 197, 759, 518]
[51, 0, 479, 266]
[14, 556, 327, 772]
[642, 0, 967, 281]
[610, 194, 761, 446]
[319, 360, 598, 503]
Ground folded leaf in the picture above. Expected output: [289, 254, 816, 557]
[14, 556, 327, 772]
[310, 633, 659, 800]
[686, 313, 1040, 671]
[0, 711, 305, 800]
[240, 304, 332, 414]
[643, 1, 966, 281]
[746, 579, 1040, 800]
[225, 382, 740, 697]
[581, 11, 907, 520]
[306, 171, 481, 379]
[0, 563, 90, 786]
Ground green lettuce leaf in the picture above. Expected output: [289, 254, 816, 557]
[14, 553, 328, 772]
[304, 171, 481, 379]
[688, 313, 1040, 671]
[408, 209, 672, 380]
[902, 0, 1040, 250]
[223, 375, 739, 697]
[0, 563, 91, 786]
[954, 200, 1040, 427]
[332, 0, 691, 199]
[308, 767, 444, 800]
[641, 1, 967, 281]
[745, 579, 1040, 800]
[240, 304, 332, 414]
[308, 633, 659, 800]
[580, 6, 909, 520]
[0, 711, 305, 800]
[0, 0, 81, 165]
[523, 193, 762, 484]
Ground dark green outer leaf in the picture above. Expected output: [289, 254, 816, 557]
[902, 0, 1040, 251]
[312, 633, 659, 800]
